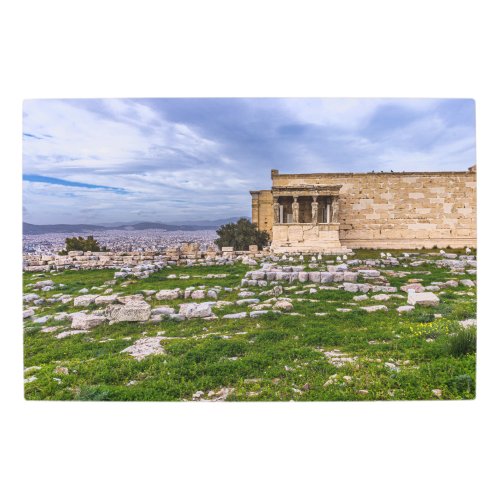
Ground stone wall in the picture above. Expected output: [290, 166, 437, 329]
[23, 251, 179, 273]
[252, 168, 476, 249]
[250, 190, 273, 234]
[23, 247, 267, 272]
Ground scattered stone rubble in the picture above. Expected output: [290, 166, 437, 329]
[23, 249, 477, 352]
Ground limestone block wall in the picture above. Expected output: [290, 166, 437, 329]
[23, 248, 268, 272]
[253, 169, 476, 249]
[251, 190, 273, 234]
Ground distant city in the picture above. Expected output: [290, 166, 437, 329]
[22, 217, 246, 253]
[23, 228, 218, 254]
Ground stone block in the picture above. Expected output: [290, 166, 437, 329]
[407, 292, 440, 307]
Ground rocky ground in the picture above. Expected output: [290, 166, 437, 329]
[23, 248, 477, 401]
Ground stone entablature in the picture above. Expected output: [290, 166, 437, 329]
[251, 167, 477, 251]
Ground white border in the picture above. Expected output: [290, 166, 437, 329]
[1, 1, 499, 499]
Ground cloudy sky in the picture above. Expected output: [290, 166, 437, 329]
[23, 98, 476, 224]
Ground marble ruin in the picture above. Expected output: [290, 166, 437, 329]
[250, 166, 477, 253]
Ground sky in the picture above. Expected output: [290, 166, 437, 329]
[22, 98, 476, 224]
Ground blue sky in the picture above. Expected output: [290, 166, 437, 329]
[23, 98, 476, 224]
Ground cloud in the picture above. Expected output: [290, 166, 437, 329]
[23, 98, 476, 224]
[23, 174, 128, 193]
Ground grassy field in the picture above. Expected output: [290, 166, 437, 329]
[23, 249, 476, 401]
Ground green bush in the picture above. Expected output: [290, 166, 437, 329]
[447, 374, 474, 393]
[215, 218, 269, 250]
[58, 235, 107, 255]
[447, 328, 477, 357]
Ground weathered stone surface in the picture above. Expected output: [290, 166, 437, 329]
[342, 271, 358, 282]
[71, 313, 106, 330]
[459, 279, 475, 287]
[32, 315, 50, 324]
[23, 293, 40, 303]
[121, 336, 165, 360]
[94, 294, 119, 305]
[353, 294, 369, 302]
[252, 271, 266, 280]
[106, 301, 151, 322]
[407, 292, 440, 306]
[320, 272, 333, 283]
[401, 283, 424, 292]
[459, 318, 477, 328]
[273, 300, 293, 311]
[178, 302, 213, 318]
[190, 290, 206, 300]
[343, 282, 360, 293]
[266, 271, 276, 281]
[249, 310, 270, 317]
[74, 294, 99, 307]
[298, 272, 309, 282]
[236, 298, 260, 305]
[361, 305, 388, 313]
[358, 269, 381, 277]
[343, 282, 371, 293]
[23, 308, 35, 319]
[156, 289, 180, 300]
[33, 280, 55, 289]
[372, 294, 391, 301]
[371, 285, 397, 293]
[151, 306, 175, 315]
[117, 294, 145, 304]
[223, 312, 247, 319]
[308, 272, 322, 283]
[397, 305, 415, 313]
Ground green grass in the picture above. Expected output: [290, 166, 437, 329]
[23, 249, 476, 401]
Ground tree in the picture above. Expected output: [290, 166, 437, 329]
[59, 235, 107, 255]
[214, 218, 269, 251]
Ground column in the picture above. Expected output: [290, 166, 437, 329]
[326, 197, 331, 223]
[311, 196, 318, 224]
[272, 197, 280, 224]
[331, 196, 340, 223]
[292, 196, 299, 223]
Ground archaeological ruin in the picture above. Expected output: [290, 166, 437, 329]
[250, 166, 477, 252]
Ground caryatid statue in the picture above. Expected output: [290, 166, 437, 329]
[331, 196, 340, 223]
[292, 196, 300, 223]
[273, 198, 280, 223]
[311, 196, 319, 224]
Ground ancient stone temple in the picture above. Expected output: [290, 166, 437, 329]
[250, 167, 477, 252]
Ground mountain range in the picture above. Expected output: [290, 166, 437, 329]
[23, 217, 247, 235]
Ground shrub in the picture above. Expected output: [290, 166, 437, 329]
[59, 235, 107, 254]
[215, 218, 269, 251]
[447, 374, 474, 393]
[447, 328, 477, 357]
